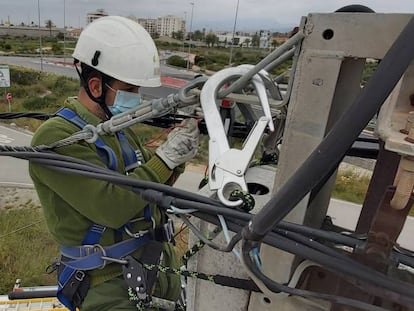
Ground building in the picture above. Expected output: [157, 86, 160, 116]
[259, 30, 271, 49]
[157, 15, 184, 37]
[86, 9, 108, 24]
[135, 18, 158, 37]
[216, 33, 252, 47]
[0, 25, 65, 38]
[131, 15, 185, 38]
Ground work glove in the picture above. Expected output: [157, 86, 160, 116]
[156, 118, 199, 169]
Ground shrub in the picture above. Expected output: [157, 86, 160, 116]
[10, 68, 43, 85]
[167, 55, 187, 68]
[53, 76, 78, 96]
[22, 95, 58, 110]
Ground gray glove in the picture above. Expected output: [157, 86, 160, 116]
[156, 118, 199, 169]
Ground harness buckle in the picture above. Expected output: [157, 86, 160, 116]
[153, 219, 175, 243]
[124, 217, 156, 239]
[75, 270, 86, 282]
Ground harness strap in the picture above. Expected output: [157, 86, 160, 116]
[82, 224, 106, 245]
[56, 108, 118, 171]
[117, 132, 139, 172]
[61, 233, 152, 270]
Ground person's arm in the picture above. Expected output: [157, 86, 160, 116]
[29, 120, 170, 229]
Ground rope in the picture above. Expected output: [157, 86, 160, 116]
[0, 219, 44, 239]
[229, 189, 255, 212]
[182, 226, 222, 264]
[142, 263, 260, 293]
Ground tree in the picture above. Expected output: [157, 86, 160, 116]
[251, 32, 260, 47]
[193, 30, 203, 41]
[45, 19, 54, 37]
[271, 39, 279, 49]
[172, 30, 184, 41]
[205, 32, 217, 47]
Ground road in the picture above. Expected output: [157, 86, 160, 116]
[0, 124, 33, 187]
[0, 55, 195, 99]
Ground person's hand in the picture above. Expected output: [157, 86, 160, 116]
[156, 118, 199, 169]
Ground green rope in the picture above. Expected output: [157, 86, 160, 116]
[229, 189, 255, 212]
[182, 226, 222, 264]
[142, 263, 259, 292]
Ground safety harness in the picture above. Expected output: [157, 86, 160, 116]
[54, 108, 174, 311]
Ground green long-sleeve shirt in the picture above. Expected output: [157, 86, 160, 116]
[29, 97, 181, 300]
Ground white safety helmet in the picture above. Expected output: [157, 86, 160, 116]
[72, 16, 161, 87]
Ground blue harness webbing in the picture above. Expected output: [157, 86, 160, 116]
[56, 107, 138, 172]
[54, 108, 151, 311]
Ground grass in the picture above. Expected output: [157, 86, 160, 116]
[332, 169, 371, 204]
[0, 207, 59, 294]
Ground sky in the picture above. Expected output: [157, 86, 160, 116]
[1, 0, 413, 32]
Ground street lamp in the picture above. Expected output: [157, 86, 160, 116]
[228, 0, 240, 66]
[186, 2, 194, 71]
[182, 11, 187, 53]
[37, 0, 43, 71]
[63, 0, 66, 64]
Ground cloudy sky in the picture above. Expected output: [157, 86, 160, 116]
[2, 0, 413, 32]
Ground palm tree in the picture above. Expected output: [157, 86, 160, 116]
[45, 19, 53, 37]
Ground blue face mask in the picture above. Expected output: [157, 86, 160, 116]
[108, 89, 141, 115]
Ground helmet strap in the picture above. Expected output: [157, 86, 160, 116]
[74, 59, 114, 120]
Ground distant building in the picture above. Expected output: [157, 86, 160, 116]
[216, 33, 252, 47]
[130, 15, 185, 38]
[259, 30, 271, 49]
[135, 18, 158, 37]
[0, 25, 64, 38]
[86, 9, 108, 24]
[158, 15, 184, 37]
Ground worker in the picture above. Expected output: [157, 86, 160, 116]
[29, 16, 199, 311]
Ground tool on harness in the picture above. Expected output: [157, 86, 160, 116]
[56, 107, 139, 172]
[122, 240, 164, 306]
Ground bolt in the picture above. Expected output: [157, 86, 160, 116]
[312, 78, 323, 86]
[137, 276, 142, 282]
[236, 170, 242, 175]
[126, 273, 131, 279]
[400, 111, 414, 135]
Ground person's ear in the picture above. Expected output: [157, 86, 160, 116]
[87, 77, 103, 97]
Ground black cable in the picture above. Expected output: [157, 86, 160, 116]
[0, 112, 53, 120]
[7, 147, 413, 269]
[196, 212, 414, 308]
[248, 16, 414, 239]
[0, 148, 223, 207]
[241, 241, 389, 311]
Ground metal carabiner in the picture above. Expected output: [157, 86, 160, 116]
[200, 66, 274, 207]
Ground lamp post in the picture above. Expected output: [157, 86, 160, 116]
[63, 0, 66, 64]
[228, 0, 240, 66]
[37, 0, 43, 71]
[182, 11, 187, 53]
[186, 2, 194, 71]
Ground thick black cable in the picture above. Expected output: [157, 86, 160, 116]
[0, 148, 223, 207]
[7, 148, 413, 268]
[0, 112, 53, 120]
[248, 16, 414, 239]
[197, 212, 414, 307]
[241, 241, 389, 311]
